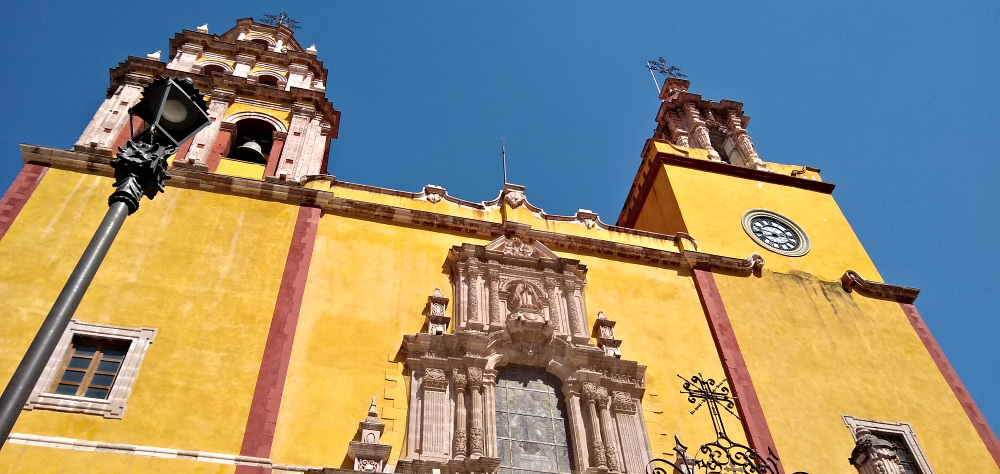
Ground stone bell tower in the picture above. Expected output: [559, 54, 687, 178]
[73, 17, 341, 183]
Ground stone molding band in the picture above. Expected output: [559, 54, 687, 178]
[5, 433, 325, 472]
[841, 270, 920, 303]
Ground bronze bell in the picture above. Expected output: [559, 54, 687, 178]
[228, 140, 268, 164]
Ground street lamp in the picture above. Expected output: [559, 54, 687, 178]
[0, 77, 210, 445]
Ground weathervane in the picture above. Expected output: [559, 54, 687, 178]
[645, 374, 809, 474]
[645, 57, 687, 93]
[259, 11, 300, 30]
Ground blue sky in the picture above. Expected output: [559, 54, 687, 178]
[1, 1, 997, 440]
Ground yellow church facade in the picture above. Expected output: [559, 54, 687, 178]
[0, 19, 996, 474]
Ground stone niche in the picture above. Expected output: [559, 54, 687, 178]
[450, 227, 591, 346]
[397, 227, 651, 474]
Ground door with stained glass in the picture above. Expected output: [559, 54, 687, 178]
[495, 365, 573, 474]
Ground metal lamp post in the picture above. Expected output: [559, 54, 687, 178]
[0, 77, 211, 446]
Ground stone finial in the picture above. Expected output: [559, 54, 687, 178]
[426, 288, 451, 335]
[146, 51, 161, 61]
[593, 311, 622, 358]
[197, 23, 209, 33]
[849, 429, 905, 474]
[307, 44, 318, 55]
[349, 398, 393, 472]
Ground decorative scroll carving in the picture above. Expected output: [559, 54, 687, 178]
[503, 236, 534, 257]
[841, 270, 920, 303]
[611, 391, 638, 414]
[504, 189, 525, 208]
[423, 368, 449, 390]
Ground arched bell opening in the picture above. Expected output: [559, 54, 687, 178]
[201, 64, 226, 76]
[227, 118, 275, 165]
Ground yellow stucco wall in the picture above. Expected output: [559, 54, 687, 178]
[651, 164, 881, 282]
[714, 272, 999, 473]
[0, 168, 299, 469]
[216, 158, 266, 180]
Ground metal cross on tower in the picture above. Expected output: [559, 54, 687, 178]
[259, 11, 300, 30]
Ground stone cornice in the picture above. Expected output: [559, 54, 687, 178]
[19, 144, 786, 280]
[683, 251, 764, 276]
[106, 57, 340, 138]
[168, 28, 325, 82]
[617, 139, 836, 227]
[841, 270, 920, 303]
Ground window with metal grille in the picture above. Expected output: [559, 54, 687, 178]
[495, 365, 573, 474]
[50, 337, 130, 400]
[880, 432, 921, 474]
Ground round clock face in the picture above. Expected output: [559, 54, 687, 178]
[741, 209, 810, 257]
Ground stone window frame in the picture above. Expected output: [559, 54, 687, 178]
[842, 415, 934, 474]
[25, 320, 156, 419]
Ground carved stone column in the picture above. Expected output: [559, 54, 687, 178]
[849, 429, 905, 474]
[684, 103, 720, 161]
[466, 264, 483, 330]
[468, 367, 485, 458]
[728, 112, 765, 170]
[452, 369, 469, 459]
[597, 391, 621, 472]
[482, 369, 498, 458]
[583, 383, 607, 469]
[611, 391, 646, 474]
[562, 380, 590, 471]
[487, 267, 502, 328]
[563, 280, 586, 342]
[544, 276, 563, 334]
[420, 368, 451, 456]
[274, 102, 315, 180]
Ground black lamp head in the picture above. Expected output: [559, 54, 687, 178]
[130, 77, 211, 148]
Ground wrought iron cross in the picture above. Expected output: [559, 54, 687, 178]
[678, 374, 740, 440]
[259, 11, 301, 30]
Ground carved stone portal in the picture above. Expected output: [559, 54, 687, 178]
[398, 232, 651, 474]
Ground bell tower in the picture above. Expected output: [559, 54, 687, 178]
[73, 17, 340, 183]
[618, 79, 875, 281]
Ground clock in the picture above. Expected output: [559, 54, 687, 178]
[741, 209, 810, 257]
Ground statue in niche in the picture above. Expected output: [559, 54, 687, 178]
[507, 281, 548, 324]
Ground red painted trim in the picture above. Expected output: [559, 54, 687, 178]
[264, 138, 285, 178]
[171, 136, 195, 164]
[109, 117, 146, 157]
[206, 127, 234, 173]
[236, 205, 321, 473]
[0, 162, 50, 242]
[691, 268, 785, 474]
[900, 303, 1000, 467]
